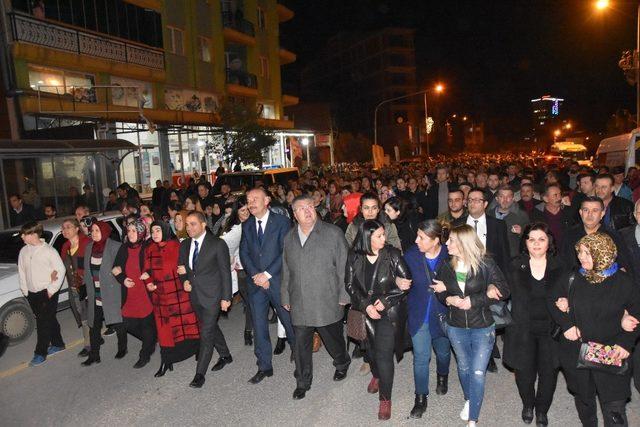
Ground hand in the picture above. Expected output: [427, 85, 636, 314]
[621, 310, 639, 332]
[366, 304, 381, 319]
[555, 298, 569, 313]
[429, 279, 446, 293]
[146, 283, 157, 292]
[183, 280, 192, 292]
[50, 270, 58, 282]
[111, 266, 122, 276]
[283, 304, 291, 311]
[486, 284, 502, 300]
[511, 224, 522, 234]
[446, 296, 463, 308]
[564, 326, 581, 341]
[395, 277, 412, 291]
[220, 300, 231, 312]
[177, 265, 186, 275]
[47, 290, 53, 299]
[612, 344, 631, 360]
[253, 272, 269, 286]
[261, 280, 270, 289]
[140, 272, 150, 281]
[458, 297, 472, 310]
[373, 299, 385, 312]
[561, 196, 571, 207]
[124, 278, 135, 288]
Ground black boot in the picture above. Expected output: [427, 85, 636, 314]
[487, 357, 498, 372]
[436, 374, 448, 395]
[244, 330, 253, 346]
[535, 412, 548, 427]
[409, 394, 428, 419]
[81, 354, 101, 366]
[273, 338, 286, 355]
[154, 363, 173, 378]
[522, 406, 534, 424]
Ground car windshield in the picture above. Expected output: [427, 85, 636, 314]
[0, 230, 53, 264]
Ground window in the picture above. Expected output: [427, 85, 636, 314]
[168, 26, 185, 56]
[198, 37, 211, 62]
[257, 102, 275, 119]
[28, 65, 96, 103]
[257, 7, 266, 30]
[259, 56, 269, 78]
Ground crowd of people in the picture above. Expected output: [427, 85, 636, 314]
[13, 153, 640, 426]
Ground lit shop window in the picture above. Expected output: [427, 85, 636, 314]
[28, 65, 96, 103]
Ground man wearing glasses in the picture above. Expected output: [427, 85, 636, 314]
[281, 194, 351, 400]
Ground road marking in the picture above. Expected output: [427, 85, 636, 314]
[0, 338, 83, 379]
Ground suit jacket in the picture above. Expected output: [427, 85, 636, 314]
[424, 182, 455, 220]
[178, 232, 232, 305]
[606, 196, 634, 231]
[487, 204, 531, 258]
[619, 225, 640, 283]
[452, 214, 510, 274]
[239, 212, 290, 294]
[281, 220, 350, 327]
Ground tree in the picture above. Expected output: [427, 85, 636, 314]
[207, 100, 277, 169]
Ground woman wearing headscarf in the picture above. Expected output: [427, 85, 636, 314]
[81, 221, 125, 366]
[345, 219, 412, 420]
[142, 221, 200, 377]
[112, 220, 156, 369]
[549, 232, 640, 426]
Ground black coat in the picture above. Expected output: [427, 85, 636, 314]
[345, 245, 412, 361]
[503, 255, 564, 370]
[436, 256, 510, 329]
[619, 225, 640, 283]
[9, 203, 37, 227]
[424, 182, 455, 220]
[452, 214, 511, 274]
[606, 196, 634, 231]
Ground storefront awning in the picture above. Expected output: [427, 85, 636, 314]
[0, 139, 137, 155]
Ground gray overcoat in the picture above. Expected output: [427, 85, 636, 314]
[84, 238, 123, 326]
[281, 220, 350, 327]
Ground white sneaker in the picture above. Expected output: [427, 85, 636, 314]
[460, 400, 470, 421]
[467, 421, 476, 427]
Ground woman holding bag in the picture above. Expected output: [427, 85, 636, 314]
[403, 220, 456, 419]
[549, 232, 640, 426]
[345, 219, 412, 421]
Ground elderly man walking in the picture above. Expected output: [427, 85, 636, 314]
[281, 194, 351, 400]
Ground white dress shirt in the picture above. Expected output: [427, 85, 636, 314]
[189, 232, 207, 270]
[466, 213, 487, 247]
[254, 210, 271, 279]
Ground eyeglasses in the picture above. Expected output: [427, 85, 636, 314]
[467, 198, 485, 204]
[293, 204, 315, 212]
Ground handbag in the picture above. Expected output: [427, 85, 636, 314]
[551, 272, 575, 341]
[577, 341, 629, 375]
[490, 300, 513, 328]
[346, 308, 367, 342]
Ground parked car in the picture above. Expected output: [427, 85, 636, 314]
[0, 212, 123, 345]
[215, 167, 300, 193]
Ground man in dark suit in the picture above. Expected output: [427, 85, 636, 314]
[594, 173, 634, 231]
[8, 194, 37, 227]
[240, 188, 295, 384]
[178, 211, 232, 388]
[424, 166, 455, 220]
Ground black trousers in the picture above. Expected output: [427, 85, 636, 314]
[237, 270, 252, 332]
[123, 314, 156, 360]
[192, 302, 230, 375]
[27, 290, 64, 357]
[366, 316, 396, 400]
[514, 332, 559, 414]
[293, 320, 351, 390]
[89, 304, 126, 357]
[576, 396, 628, 427]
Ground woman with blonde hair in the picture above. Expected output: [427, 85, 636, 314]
[432, 224, 509, 427]
[174, 210, 190, 241]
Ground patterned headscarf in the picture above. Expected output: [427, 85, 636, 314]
[575, 232, 618, 284]
[126, 219, 147, 247]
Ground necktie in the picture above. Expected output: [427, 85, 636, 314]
[257, 220, 264, 246]
[473, 220, 479, 231]
[192, 240, 199, 270]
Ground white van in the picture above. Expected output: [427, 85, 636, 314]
[595, 130, 640, 172]
[0, 212, 123, 344]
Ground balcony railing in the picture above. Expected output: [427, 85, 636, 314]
[226, 68, 257, 89]
[222, 11, 255, 37]
[8, 12, 165, 70]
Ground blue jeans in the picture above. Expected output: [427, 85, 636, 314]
[249, 286, 295, 372]
[411, 322, 452, 395]
[447, 324, 495, 422]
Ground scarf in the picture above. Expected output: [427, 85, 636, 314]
[150, 220, 175, 247]
[91, 221, 112, 255]
[575, 232, 618, 284]
[126, 219, 147, 248]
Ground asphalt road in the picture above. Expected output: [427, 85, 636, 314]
[1, 306, 639, 426]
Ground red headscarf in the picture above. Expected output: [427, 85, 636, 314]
[91, 221, 112, 255]
[343, 192, 363, 224]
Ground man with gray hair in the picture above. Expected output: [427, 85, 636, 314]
[281, 194, 351, 400]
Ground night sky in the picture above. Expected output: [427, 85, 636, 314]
[281, 0, 638, 139]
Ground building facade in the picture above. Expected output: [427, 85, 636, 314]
[299, 28, 421, 156]
[0, 0, 298, 200]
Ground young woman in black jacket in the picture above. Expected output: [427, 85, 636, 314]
[432, 224, 509, 427]
[345, 219, 412, 421]
[549, 232, 640, 427]
[503, 222, 564, 426]
[383, 196, 419, 253]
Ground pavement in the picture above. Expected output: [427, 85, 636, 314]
[0, 306, 639, 427]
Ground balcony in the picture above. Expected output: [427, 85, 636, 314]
[226, 68, 258, 97]
[8, 12, 165, 71]
[279, 47, 296, 65]
[222, 11, 256, 46]
[277, 3, 294, 23]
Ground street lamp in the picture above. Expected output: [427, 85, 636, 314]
[373, 83, 445, 160]
[301, 137, 311, 168]
[595, 0, 640, 127]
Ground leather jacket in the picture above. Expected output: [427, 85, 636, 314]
[437, 256, 509, 329]
[345, 245, 412, 360]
